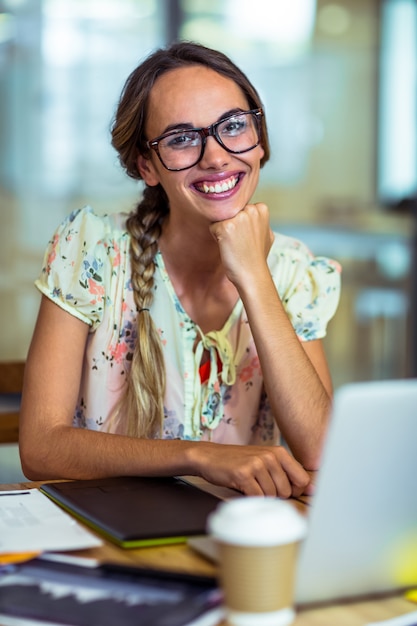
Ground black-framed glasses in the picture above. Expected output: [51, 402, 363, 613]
[146, 108, 264, 171]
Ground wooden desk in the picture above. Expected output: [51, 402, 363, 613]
[1, 481, 416, 626]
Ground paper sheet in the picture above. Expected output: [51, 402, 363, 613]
[0, 489, 102, 554]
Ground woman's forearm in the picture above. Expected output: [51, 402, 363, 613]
[19, 422, 313, 498]
[20, 423, 199, 481]
[238, 270, 333, 469]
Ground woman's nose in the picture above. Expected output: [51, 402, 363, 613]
[198, 135, 230, 169]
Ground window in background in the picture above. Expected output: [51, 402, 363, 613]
[40, 0, 163, 199]
[377, 0, 417, 206]
[0, 0, 164, 358]
[377, 0, 417, 377]
[0, 0, 166, 250]
[0, 0, 164, 246]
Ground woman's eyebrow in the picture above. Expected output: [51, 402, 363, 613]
[161, 122, 194, 134]
[160, 108, 246, 135]
[219, 107, 245, 121]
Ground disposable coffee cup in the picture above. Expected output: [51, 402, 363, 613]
[207, 497, 307, 626]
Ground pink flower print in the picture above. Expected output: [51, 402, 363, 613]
[240, 357, 260, 383]
[88, 278, 105, 304]
[158, 328, 167, 346]
[111, 341, 128, 364]
[88, 279, 105, 296]
[45, 234, 59, 273]
[240, 366, 253, 383]
[112, 242, 121, 267]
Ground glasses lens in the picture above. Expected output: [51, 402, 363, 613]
[216, 111, 260, 153]
[157, 130, 202, 170]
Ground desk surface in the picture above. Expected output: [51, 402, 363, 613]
[1, 480, 416, 626]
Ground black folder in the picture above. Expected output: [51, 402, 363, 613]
[40, 476, 222, 548]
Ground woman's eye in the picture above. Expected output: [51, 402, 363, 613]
[222, 118, 246, 135]
[166, 132, 199, 149]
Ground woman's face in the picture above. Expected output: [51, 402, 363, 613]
[137, 65, 264, 226]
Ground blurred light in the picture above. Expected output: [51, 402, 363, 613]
[2, 0, 28, 9]
[376, 241, 412, 281]
[0, 12, 15, 43]
[355, 288, 408, 321]
[42, 18, 84, 66]
[43, 0, 156, 21]
[42, 0, 157, 67]
[317, 4, 351, 36]
[225, 0, 316, 53]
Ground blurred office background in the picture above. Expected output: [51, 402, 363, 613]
[0, 0, 416, 388]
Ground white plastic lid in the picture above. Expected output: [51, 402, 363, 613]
[207, 497, 308, 547]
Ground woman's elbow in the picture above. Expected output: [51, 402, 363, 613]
[19, 439, 44, 480]
[19, 430, 59, 480]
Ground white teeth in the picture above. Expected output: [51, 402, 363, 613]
[199, 176, 238, 194]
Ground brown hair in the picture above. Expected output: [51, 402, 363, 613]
[110, 41, 270, 438]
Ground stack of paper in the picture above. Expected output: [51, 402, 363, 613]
[0, 489, 102, 557]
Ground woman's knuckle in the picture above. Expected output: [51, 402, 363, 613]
[261, 448, 280, 467]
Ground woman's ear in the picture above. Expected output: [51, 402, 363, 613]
[137, 154, 160, 186]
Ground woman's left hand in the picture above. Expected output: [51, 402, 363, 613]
[209, 202, 274, 287]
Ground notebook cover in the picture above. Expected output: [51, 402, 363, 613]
[40, 476, 222, 548]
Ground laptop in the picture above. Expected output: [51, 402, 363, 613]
[188, 378, 417, 606]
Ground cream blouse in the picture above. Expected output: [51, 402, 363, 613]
[35, 206, 341, 444]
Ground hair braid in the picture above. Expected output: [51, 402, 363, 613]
[114, 185, 168, 438]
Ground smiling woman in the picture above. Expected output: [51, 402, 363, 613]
[18, 41, 341, 500]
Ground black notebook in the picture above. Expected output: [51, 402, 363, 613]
[40, 476, 222, 548]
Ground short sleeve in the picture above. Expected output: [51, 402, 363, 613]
[269, 233, 342, 341]
[35, 206, 125, 330]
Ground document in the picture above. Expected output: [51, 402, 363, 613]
[0, 489, 102, 554]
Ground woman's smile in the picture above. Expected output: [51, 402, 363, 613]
[192, 172, 243, 198]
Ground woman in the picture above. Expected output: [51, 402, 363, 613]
[19, 41, 341, 497]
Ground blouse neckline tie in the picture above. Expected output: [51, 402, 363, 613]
[190, 328, 237, 438]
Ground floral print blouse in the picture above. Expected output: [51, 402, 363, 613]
[35, 206, 341, 444]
